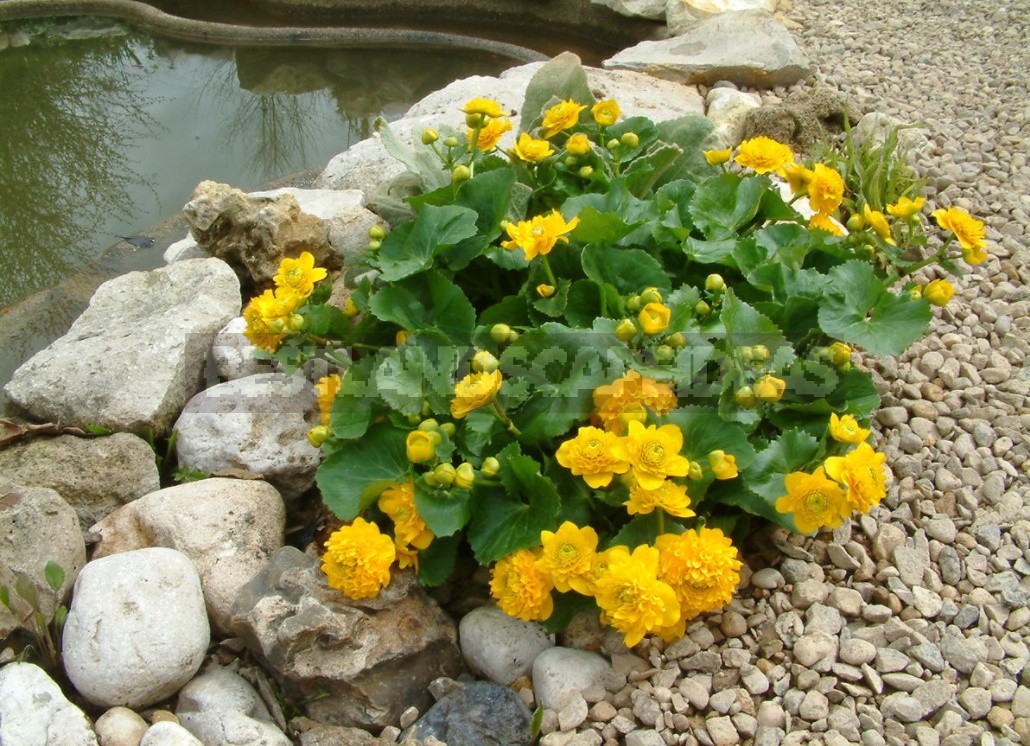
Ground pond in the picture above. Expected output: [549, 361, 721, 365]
[0, 17, 517, 405]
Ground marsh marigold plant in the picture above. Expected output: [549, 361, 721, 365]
[237, 54, 987, 648]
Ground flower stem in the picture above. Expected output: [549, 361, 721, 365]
[540, 255, 558, 286]
[492, 400, 522, 437]
[656, 507, 666, 536]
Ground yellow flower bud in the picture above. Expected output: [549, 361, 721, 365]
[424, 471, 439, 488]
[829, 341, 852, 368]
[688, 461, 704, 481]
[640, 287, 663, 305]
[434, 463, 456, 487]
[472, 350, 500, 373]
[418, 418, 440, 432]
[440, 422, 456, 437]
[708, 450, 738, 480]
[465, 111, 486, 128]
[421, 128, 440, 145]
[754, 374, 787, 403]
[536, 283, 556, 298]
[566, 133, 591, 156]
[367, 239, 382, 251]
[286, 314, 305, 332]
[666, 332, 686, 349]
[481, 457, 501, 477]
[924, 279, 955, 307]
[626, 295, 642, 312]
[705, 274, 726, 293]
[638, 303, 671, 335]
[704, 148, 733, 166]
[406, 430, 437, 464]
[395, 330, 410, 346]
[620, 132, 640, 148]
[606, 138, 620, 150]
[369, 225, 387, 240]
[455, 462, 476, 490]
[910, 286, 924, 301]
[443, 136, 459, 148]
[655, 345, 676, 363]
[343, 297, 359, 318]
[739, 345, 754, 362]
[751, 344, 770, 363]
[578, 166, 594, 178]
[451, 164, 471, 183]
[307, 425, 331, 448]
[846, 213, 865, 232]
[490, 323, 513, 344]
[695, 300, 711, 317]
[734, 386, 757, 408]
[615, 319, 637, 342]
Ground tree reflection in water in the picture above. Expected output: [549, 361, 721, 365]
[0, 29, 158, 308]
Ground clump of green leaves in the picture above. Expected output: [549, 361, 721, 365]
[1, 561, 68, 673]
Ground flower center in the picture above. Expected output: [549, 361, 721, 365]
[558, 543, 578, 561]
[804, 490, 828, 514]
[642, 441, 665, 466]
[532, 226, 545, 237]
[583, 438, 604, 458]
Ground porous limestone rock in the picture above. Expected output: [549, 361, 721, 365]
[604, 10, 811, 88]
[3, 258, 241, 435]
[705, 86, 762, 147]
[459, 605, 555, 685]
[0, 663, 98, 746]
[182, 181, 340, 292]
[0, 482, 85, 638]
[666, 0, 778, 34]
[62, 547, 210, 708]
[590, 0, 667, 20]
[230, 546, 465, 730]
[210, 316, 271, 381]
[176, 668, 291, 746]
[853, 111, 933, 163]
[173, 373, 322, 499]
[90, 478, 286, 635]
[0, 433, 160, 529]
[740, 86, 860, 150]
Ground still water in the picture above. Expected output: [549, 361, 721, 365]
[0, 18, 512, 309]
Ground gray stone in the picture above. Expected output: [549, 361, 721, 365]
[0, 433, 160, 530]
[559, 694, 590, 731]
[590, 0, 666, 19]
[667, 0, 778, 34]
[459, 605, 554, 685]
[139, 722, 205, 746]
[839, 639, 876, 666]
[604, 10, 811, 88]
[705, 87, 762, 146]
[880, 693, 924, 723]
[533, 646, 612, 711]
[912, 680, 956, 718]
[94, 707, 150, 746]
[0, 482, 86, 639]
[210, 317, 271, 381]
[793, 632, 838, 668]
[750, 568, 784, 589]
[4, 258, 241, 435]
[941, 631, 985, 674]
[89, 478, 285, 636]
[625, 730, 666, 746]
[62, 548, 210, 708]
[407, 682, 532, 746]
[798, 690, 829, 721]
[853, 112, 933, 163]
[0, 662, 98, 746]
[230, 546, 464, 730]
[174, 373, 322, 499]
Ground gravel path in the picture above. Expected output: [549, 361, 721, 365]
[540, 2, 1030, 745]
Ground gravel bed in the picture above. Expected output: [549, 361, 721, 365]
[537, 2, 1030, 745]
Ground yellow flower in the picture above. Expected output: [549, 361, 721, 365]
[394, 538, 420, 571]
[828, 413, 870, 444]
[322, 517, 396, 600]
[931, 206, 987, 261]
[612, 420, 691, 491]
[566, 133, 592, 156]
[807, 164, 845, 214]
[774, 467, 850, 534]
[541, 99, 587, 138]
[809, 212, 844, 236]
[490, 548, 554, 622]
[783, 162, 813, 194]
[704, 148, 732, 166]
[378, 479, 434, 550]
[555, 426, 631, 489]
[450, 369, 503, 419]
[592, 370, 677, 434]
[536, 283, 556, 298]
[708, 450, 738, 480]
[638, 302, 671, 335]
[242, 288, 303, 352]
[537, 522, 599, 594]
[512, 132, 555, 162]
[863, 204, 895, 245]
[470, 117, 512, 151]
[625, 479, 694, 518]
[315, 373, 342, 425]
[887, 195, 926, 218]
[656, 527, 742, 621]
[405, 430, 437, 464]
[753, 374, 786, 403]
[923, 278, 955, 306]
[461, 97, 504, 119]
[734, 136, 794, 175]
[500, 210, 580, 261]
[274, 251, 327, 298]
[591, 99, 621, 126]
[594, 545, 680, 647]
[824, 442, 888, 514]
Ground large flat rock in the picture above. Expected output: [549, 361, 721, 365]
[4, 258, 240, 435]
[604, 9, 812, 88]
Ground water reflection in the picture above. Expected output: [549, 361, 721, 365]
[0, 30, 158, 308]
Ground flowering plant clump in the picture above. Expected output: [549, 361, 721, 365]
[243, 55, 987, 645]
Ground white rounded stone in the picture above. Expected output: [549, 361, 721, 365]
[532, 646, 613, 711]
[459, 605, 555, 685]
[94, 706, 150, 746]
